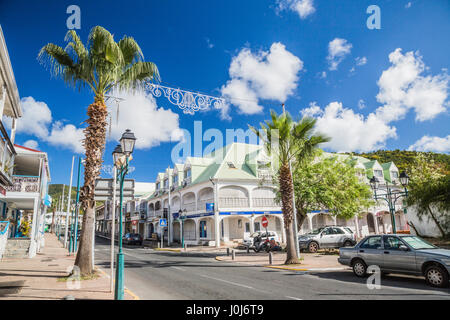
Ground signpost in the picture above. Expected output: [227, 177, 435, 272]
[262, 216, 269, 237]
[159, 218, 167, 248]
[94, 178, 135, 201]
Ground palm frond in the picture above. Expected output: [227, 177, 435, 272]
[38, 44, 74, 77]
[118, 36, 144, 65]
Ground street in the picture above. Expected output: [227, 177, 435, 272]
[94, 237, 450, 300]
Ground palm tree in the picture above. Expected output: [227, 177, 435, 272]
[250, 110, 330, 264]
[38, 26, 160, 275]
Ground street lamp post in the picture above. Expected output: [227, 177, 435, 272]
[178, 209, 186, 248]
[369, 171, 410, 234]
[114, 129, 136, 300]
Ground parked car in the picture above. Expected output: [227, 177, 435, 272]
[123, 233, 143, 245]
[298, 226, 357, 253]
[243, 231, 280, 248]
[338, 234, 450, 288]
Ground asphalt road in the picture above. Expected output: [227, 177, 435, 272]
[94, 236, 450, 300]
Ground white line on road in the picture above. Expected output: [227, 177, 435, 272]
[200, 274, 254, 289]
[171, 266, 186, 271]
[285, 296, 303, 300]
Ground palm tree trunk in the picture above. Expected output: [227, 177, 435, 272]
[279, 163, 299, 264]
[75, 99, 108, 276]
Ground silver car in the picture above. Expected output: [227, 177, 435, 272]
[338, 234, 450, 288]
[298, 226, 357, 253]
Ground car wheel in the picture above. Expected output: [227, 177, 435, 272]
[352, 259, 367, 277]
[308, 241, 319, 253]
[343, 240, 353, 247]
[425, 265, 449, 288]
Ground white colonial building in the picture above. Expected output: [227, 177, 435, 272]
[138, 143, 411, 247]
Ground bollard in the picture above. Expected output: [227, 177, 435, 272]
[184, 243, 187, 251]
[246, 245, 250, 254]
[232, 249, 235, 260]
[227, 248, 230, 256]
[269, 252, 273, 265]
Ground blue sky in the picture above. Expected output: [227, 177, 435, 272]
[0, 0, 449, 185]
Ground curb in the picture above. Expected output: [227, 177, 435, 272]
[154, 248, 181, 253]
[215, 256, 347, 272]
[95, 266, 140, 300]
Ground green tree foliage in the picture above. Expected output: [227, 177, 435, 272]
[291, 151, 374, 228]
[48, 184, 77, 211]
[407, 154, 449, 238]
[350, 150, 450, 174]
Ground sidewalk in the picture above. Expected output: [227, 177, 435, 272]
[216, 250, 349, 271]
[0, 233, 135, 300]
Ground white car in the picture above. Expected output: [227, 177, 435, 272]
[243, 231, 280, 247]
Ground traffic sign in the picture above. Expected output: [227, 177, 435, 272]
[262, 216, 268, 228]
[159, 218, 167, 227]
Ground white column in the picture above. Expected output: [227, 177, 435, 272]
[354, 215, 360, 238]
[0, 85, 6, 118]
[373, 213, 379, 234]
[28, 197, 39, 258]
[308, 215, 313, 232]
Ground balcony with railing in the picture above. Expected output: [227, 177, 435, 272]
[252, 197, 279, 207]
[5, 175, 40, 194]
[182, 202, 196, 213]
[219, 197, 249, 208]
[0, 122, 16, 185]
[197, 198, 214, 212]
[257, 170, 273, 180]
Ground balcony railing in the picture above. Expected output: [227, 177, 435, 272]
[219, 197, 249, 208]
[0, 121, 16, 184]
[252, 197, 278, 207]
[197, 198, 214, 212]
[182, 202, 196, 213]
[257, 170, 273, 180]
[154, 209, 163, 217]
[6, 175, 40, 193]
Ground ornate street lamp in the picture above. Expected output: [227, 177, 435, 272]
[178, 209, 186, 248]
[369, 172, 410, 234]
[114, 130, 136, 300]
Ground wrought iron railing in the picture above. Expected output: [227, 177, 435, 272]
[252, 197, 278, 207]
[6, 175, 40, 193]
[219, 197, 249, 208]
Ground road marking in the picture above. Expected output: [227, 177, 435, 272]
[285, 296, 303, 300]
[171, 266, 186, 271]
[200, 274, 254, 289]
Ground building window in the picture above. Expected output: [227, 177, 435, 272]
[164, 179, 169, 189]
[245, 222, 250, 233]
[391, 171, 398, 179]
[156, 182, 160, 190]
[185, 169, 191, 178]
[238, 219, 242, 228]
[254, 222, 260, 232]
[172, 174, 178, 185]
[374, 170, 383, 177]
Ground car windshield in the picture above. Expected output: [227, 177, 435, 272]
[401, 236, 437, 250]
[307, 228, 324, 235]
[343, 227, 353, 234]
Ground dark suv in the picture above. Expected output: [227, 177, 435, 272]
[123, 233, 143, 245]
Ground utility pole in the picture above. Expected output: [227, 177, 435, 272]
[167, 165, 171, 247]
[110, 165, 117, 293]
[66, 156, 75, 253]
[282, 104, 300, 258]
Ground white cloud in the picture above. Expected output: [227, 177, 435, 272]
[23, 140, 39, 150]
[276, 0, 316, 19]
[221, 42, 303, 117]
[301, 101, 323, 118]
[405, 2, 412, 9]
[46, 121, 84, 153]
[307, 102, 397, 152]
[375, 48, 449, 122]
[205, 37, 214, 49]
[5, 96, 85, 153]
[358, 99, 366, 109]
[107, 90, 183, 149]
[355, 56, 367, 66]
[408, 135, 450, 153]
[327, 38, 352, 71]
[13, 97, 52, 138]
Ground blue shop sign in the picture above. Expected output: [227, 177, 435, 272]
[205, 202, 214, 212]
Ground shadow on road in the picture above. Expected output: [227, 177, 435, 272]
[297, 270, 450, 295]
